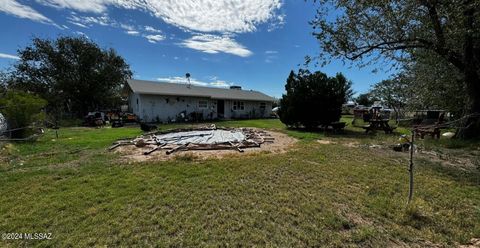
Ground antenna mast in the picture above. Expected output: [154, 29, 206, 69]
[186, 73, 191, 88]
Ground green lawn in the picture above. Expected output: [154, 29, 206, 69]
[1, 119, 479, 247]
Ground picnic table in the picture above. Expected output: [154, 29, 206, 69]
[411, 112, 446, 139]
[362, 119, 396, 134]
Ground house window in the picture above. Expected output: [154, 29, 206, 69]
[259, 102, 266, 110]
[198, 100, 208, 109]
[233, 101, 244, 111]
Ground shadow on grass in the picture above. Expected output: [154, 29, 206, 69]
[285, 127, 392, 140]
[285, 126, 395, 141]
[422, 138, 480, 150]
[325, 129, 378, 140]
[423, 160, 480, 187]
[402, 202, 433, 230]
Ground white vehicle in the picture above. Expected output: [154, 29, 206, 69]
[0, 113, 7, 136]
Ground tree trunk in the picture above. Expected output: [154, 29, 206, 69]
[456, 69, 480, 139]
[455, 1, 480, 139]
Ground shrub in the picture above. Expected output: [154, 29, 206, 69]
[0, 91, 47, 138]
[278, 69, 352, 128]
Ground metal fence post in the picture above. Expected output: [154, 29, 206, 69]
[408, 130, 415, 203]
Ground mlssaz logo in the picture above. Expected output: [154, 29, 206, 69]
[23, 233, 53, 240]
[2, 233, 53, 240]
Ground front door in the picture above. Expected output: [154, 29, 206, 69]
[217, 100, 225, 118]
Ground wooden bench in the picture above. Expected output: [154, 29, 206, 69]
[414, 127, 441, 139]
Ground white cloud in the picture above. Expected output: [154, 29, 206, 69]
[68, 14, 148, 38]
[264, 50, 279, 63]
[126, 30, 139, 36]
[156, 76, 208, 86]
[6, 0, 285, 55]
[74, 31, 89, 38]
[119, 23, 135, 31]
[34, 0, 284, 33]
[265, 55, 278, 63]
[143, 0, 283, 33]
[144, 25, 161, 33]
[209, 80, 233, 87]
[35, 0, 108, 13]
[69, 21, 88, 28]
[144, 34, 165, 43]
[268, 13, 285, 32]
[156, 76, 234, 88]
[181, 34, 253, 57]
[0, 0, 56, 25]
[68, 14, 111, 27]
[0, 52, 20, 60]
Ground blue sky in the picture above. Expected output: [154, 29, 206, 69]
[0, 0, 392, 98]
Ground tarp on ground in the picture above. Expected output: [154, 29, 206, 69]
[154, 129, 245, 145]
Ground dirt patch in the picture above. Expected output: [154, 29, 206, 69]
[114, 130, 297, 162]
[458, 238, 480, 248]
[418, 149, 480, 172]
[317, 139, 336, 145]
[333, 203, 373, 227]
[316, 139, 362, 148]
[343, 141, 361, 148]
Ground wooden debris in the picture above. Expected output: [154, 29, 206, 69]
[109, 126, 273, 155]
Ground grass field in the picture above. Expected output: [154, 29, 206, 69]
[1, 118, 479, 247]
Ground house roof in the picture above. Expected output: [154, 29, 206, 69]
[127, 79, 276, 102]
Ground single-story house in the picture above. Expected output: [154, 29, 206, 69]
[124, 79, 275, 122]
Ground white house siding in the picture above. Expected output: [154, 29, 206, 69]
[130, 93, 272, 122]
[128, 92, 141, 114]
[133, 94, 216, 122]
[224, 100, 272, 119]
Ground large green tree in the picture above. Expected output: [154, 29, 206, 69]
[8, 36, 132, 117]
[278, 69, 352, 128]
[0, 71, 7, 95]
[0, 91, 47, 138]
[370, 78, 409, 119]
[401, 51, 468, 117]
[311, 0, 480, 138]
[355, 93, 378, 107]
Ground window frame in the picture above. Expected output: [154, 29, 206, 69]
[198, 100, 208, 109]
[233, 101, 245, 111]
[259, 102, 266, 110]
